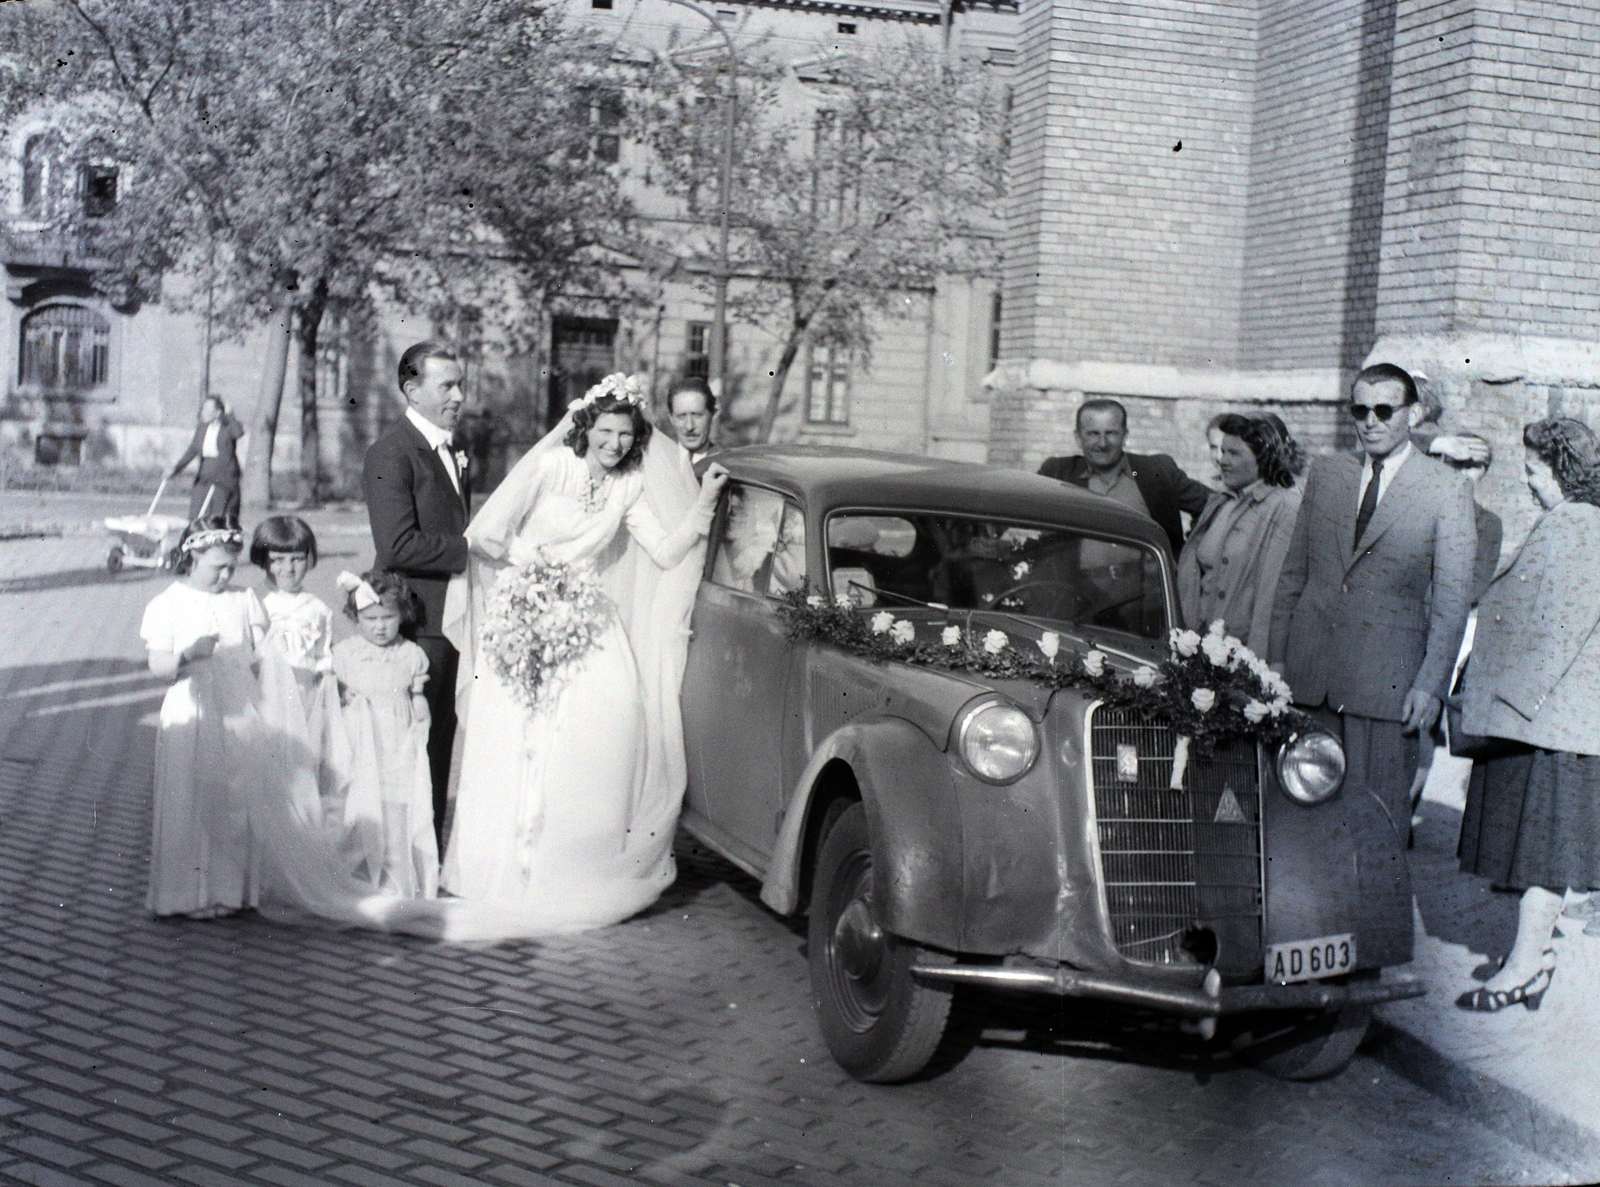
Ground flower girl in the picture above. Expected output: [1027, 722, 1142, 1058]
[140, 518, 268, 918]
[250, 516, 342, 821]
[331, 569, 438, 898]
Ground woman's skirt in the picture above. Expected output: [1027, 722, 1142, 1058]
[1459, 743, 1600, 892]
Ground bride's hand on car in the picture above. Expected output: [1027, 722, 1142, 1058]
[699, 463, 730, 504]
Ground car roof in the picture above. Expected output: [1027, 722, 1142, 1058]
[714, 444, 1173, 549]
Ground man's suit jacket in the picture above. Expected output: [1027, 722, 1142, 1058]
[1268, 450, 1476, 722]
[1037, 452, 1211, 555]
[173, 415, 245, 488]
[363, 418, 472, 638]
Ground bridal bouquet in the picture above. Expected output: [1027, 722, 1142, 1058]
[480, 551, 610, 712]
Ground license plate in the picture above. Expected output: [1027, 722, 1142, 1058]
[1265, 933, 1356, 984]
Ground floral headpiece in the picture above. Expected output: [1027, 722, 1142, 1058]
[336, 570, 382, 610]
[570, 372, 647, 411]
[180, 526, 243, 554]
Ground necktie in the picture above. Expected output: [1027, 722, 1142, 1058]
[1353, 456, 1384, 548]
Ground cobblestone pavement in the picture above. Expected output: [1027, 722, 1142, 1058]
[0, 532, 1573, 1187]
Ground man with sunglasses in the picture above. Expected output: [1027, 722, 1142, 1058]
[1269, 363, 1477, 867]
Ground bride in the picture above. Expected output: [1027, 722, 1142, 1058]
[436, 375, 726, 934]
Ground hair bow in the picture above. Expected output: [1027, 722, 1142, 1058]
[336, 571, 382, 610]
[570, 372, 647, 411]
[180, 526, 243, 554]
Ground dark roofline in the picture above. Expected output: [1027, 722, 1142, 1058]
[716, 0, 1018, 26]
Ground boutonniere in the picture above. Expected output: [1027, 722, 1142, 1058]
[453, 448, 470, 473]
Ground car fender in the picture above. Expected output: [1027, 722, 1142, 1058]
[760, 716, 965, 951]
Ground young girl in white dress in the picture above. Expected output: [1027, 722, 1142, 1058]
[140, 518, 268, 918]
[331, 569, 438, 898]
[250, 516, 343, 819]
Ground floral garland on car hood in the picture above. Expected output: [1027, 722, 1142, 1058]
[775, 589, 1309, 788]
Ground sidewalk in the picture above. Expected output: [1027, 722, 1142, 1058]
[1375, 749, 1600, 1176]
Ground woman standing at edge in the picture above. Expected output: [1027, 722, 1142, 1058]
[1176, 413, 1303, 654]
[1456, 418, 1600, 1011]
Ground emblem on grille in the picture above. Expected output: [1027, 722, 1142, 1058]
[1115, 743, 1139, 783]
[1213, 785, 1249, 824]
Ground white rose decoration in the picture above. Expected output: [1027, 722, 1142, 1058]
[871, 611, 895, 634]
[1242, 699, 1269, 723]
[983, 629, 1008, 655]
[1132, 665, 1158, 688]
[835, 593, 854, 607]
[890, 619, 915, 645]
[806, 594, 825, 609]
[1083, 650, 1106, 677]
[1191, 687, 1217, 713]
[941, 625, 962, 647]
[1012, 560, 1031, 580]
[1039, 631, 1060, 661]
[1171, 629, 1201, 658]
[1201, 634, 1231, 667]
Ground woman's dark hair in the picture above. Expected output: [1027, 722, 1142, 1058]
[1254, 412, 1307, 476]
[174, 516, 243, 576]
[249, 515, 319, 577]
[1523, 418, 1600, 506]
[342, 567, 426, 631]
[1213, 413, 1297, 488]
[564, 395, 653, 472]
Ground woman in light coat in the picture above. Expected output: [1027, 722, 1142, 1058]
[1176, 413, 1303, 655]
[1456, 418, 1600, 1011]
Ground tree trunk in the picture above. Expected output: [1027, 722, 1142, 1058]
[296, 280, 329, 504]
[242, 301, 293, 513]
[756, 318, 808, 443]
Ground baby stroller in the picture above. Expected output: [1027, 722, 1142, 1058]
[103, 476, 199, 573]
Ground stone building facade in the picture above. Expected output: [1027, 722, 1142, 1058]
[990, 0, 1600, 543]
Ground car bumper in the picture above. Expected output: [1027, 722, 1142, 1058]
[911, 962, 1425, 1017]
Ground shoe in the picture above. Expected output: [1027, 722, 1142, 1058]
[1456, 950, 1557, 1013]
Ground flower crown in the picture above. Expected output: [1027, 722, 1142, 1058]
[180, 526, 243, 554]
[570, 372, 647, 411]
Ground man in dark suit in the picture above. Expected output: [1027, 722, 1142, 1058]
[169, 396, 246, 526]
[363, 341, 471, 845]
[1038, 398, 1212, 555]
[1269, 363, 1476, 845]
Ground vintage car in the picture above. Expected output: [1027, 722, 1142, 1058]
[679, 446, 1423, 1083]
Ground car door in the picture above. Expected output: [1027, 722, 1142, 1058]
[682, 481, 806, 871]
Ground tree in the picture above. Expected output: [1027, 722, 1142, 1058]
[643, 38, 1008, 441]
[0, 0, 630, 505]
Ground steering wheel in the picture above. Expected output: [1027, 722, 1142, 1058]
[987, 580, 1083, 616]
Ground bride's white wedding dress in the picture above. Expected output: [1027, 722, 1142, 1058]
[438, 445, 709, 932]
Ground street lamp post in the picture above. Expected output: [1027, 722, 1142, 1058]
[654, 0, 737, 403]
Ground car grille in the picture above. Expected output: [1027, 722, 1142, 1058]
[1088, 705, 1264, 971]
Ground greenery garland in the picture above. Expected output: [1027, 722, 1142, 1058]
[775, 589, 1310, 763]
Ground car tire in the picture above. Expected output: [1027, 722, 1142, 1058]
[1241, 970, 1376, 1081]
[106, 545, 124, 573]
[808, 801, 952, 1083]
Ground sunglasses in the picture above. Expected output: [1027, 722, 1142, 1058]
[1348, 402, 1412, 422]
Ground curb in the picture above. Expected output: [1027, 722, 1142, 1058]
[1371, 1018, 1600, 1178]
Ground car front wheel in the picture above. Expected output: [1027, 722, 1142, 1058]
[1236, 970, 1377, 1080]
[808, 801, 952, 1083]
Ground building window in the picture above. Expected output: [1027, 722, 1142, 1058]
[80, 163, 118, 218]
[804, 343, 850, 425]
[19, 304, 111, 390]
[21, 134, 54, 217]
[591, 0, 613, 8]
[570, 88, 623, 164]
[989, 289, 1002, 370]
[684, 321, 711, 378]
[837, 22, 856, 34]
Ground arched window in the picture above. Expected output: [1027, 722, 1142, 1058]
[19, 305, 110, 390]
[21, 133, 54, 216]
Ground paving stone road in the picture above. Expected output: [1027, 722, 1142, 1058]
[0, 529, 1574, 1187]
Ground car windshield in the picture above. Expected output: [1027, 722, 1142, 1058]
[826, 511, 1169, 640]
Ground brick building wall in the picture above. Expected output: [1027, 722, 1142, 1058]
[1241, 0, 1395, 372]
[1001, 0, 1258, 370]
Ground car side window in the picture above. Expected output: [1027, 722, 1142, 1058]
[709, 482, 806, 598]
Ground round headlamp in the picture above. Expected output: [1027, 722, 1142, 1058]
[956, 700, 1039, 784]
[1276, 730, 1346, 805]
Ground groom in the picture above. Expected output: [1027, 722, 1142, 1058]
[363, 341, 471, 846]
